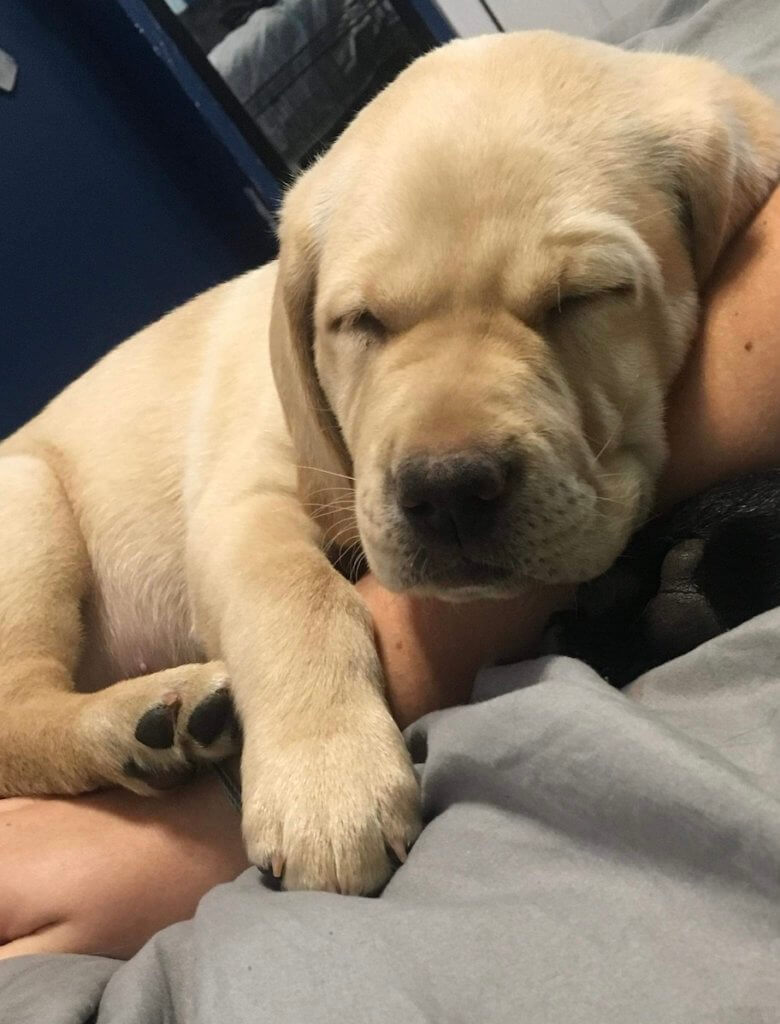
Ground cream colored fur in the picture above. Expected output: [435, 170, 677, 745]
[1, 33, 778, 893]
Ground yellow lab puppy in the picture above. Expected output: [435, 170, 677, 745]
[1, 33, 778, 893]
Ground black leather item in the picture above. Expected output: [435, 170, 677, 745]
[542, 470, 780, 686]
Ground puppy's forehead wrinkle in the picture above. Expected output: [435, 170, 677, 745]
[543, 212, 664, 297]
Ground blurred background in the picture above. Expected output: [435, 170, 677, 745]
[0, 0, 633, 436]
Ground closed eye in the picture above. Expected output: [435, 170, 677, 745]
[328, 309, 387, 340]
[543, 281, 635, 320]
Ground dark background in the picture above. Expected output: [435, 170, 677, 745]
[0, 0, 276, 438]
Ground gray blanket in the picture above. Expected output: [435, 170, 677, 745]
[2, 1, 779, 1020]
[4, 609, 780, 1023]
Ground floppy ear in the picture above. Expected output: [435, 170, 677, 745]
[654, 57, 780, 284]
[269, 173, 356, 533]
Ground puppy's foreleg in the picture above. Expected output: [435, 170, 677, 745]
[188, 490, 421, 895]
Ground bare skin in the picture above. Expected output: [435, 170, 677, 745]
[1, 188, 778, 961]
[659, 186, 780, 506]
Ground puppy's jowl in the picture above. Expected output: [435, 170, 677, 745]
[1, 33, 778, 893]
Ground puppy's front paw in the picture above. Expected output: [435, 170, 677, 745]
[84, 663, 240, 795]
[241, 714, 421, 894]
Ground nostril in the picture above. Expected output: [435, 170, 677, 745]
[473, 469, 506, 503]
[399, 492, 428, 511]
[402, 499, 433, 515]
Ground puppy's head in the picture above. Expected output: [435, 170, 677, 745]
[271, 32, 780, 598]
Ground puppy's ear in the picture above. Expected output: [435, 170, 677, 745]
[270, 173, 354, 514]
[654, 58, 780, 284]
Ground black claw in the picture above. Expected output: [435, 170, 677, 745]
[123, 757, 194, 790]
[384, 840, 413, 872]
[257, 866, 283, 892]
[187, 688, 234, 746]
[134, 703, 178, 749]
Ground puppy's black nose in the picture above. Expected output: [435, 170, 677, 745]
[396, 452, 510, 545]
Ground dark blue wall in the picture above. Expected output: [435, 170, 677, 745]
[0, 0, 276, 438]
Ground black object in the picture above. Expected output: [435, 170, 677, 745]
[543, 470, 780, 686]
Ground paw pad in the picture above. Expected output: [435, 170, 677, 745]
[186, 688, 234, 746]
[134, 694, 181, 749]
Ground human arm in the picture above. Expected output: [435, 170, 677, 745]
[659, 185, 780, 505]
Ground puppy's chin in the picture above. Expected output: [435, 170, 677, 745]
[364, 524, 631, 598]
[411, 578, 526, 603]
[365, 547, 524, 601]
[410, 563, 518, 602]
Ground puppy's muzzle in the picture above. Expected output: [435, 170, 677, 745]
[395, 451, 517, 548]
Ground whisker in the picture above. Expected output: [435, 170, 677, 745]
[306, 486, 355, 497]
[324, 521, 360, 550]
[294, 465, 356, 482]
[305, 508, 355, 526]
[302, 499, 355, 514]
[302, 499, 355, 516]
[592, 387, 637, 464]
[589, 507, 620, 522]
[593, 494, 632, 509]
[629, 205, 677, 229]
[331, 538, 356, 562]
[593, 427, 619, 464]
[319, 515, 354, 538]
[408, 545, 427, 577]
[345, 545, 360, 577]
[302, 494, 355, 504]
[332, 537, 365, 579]
[343, 540, 367, 580]
[317, 509, 356, 538]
